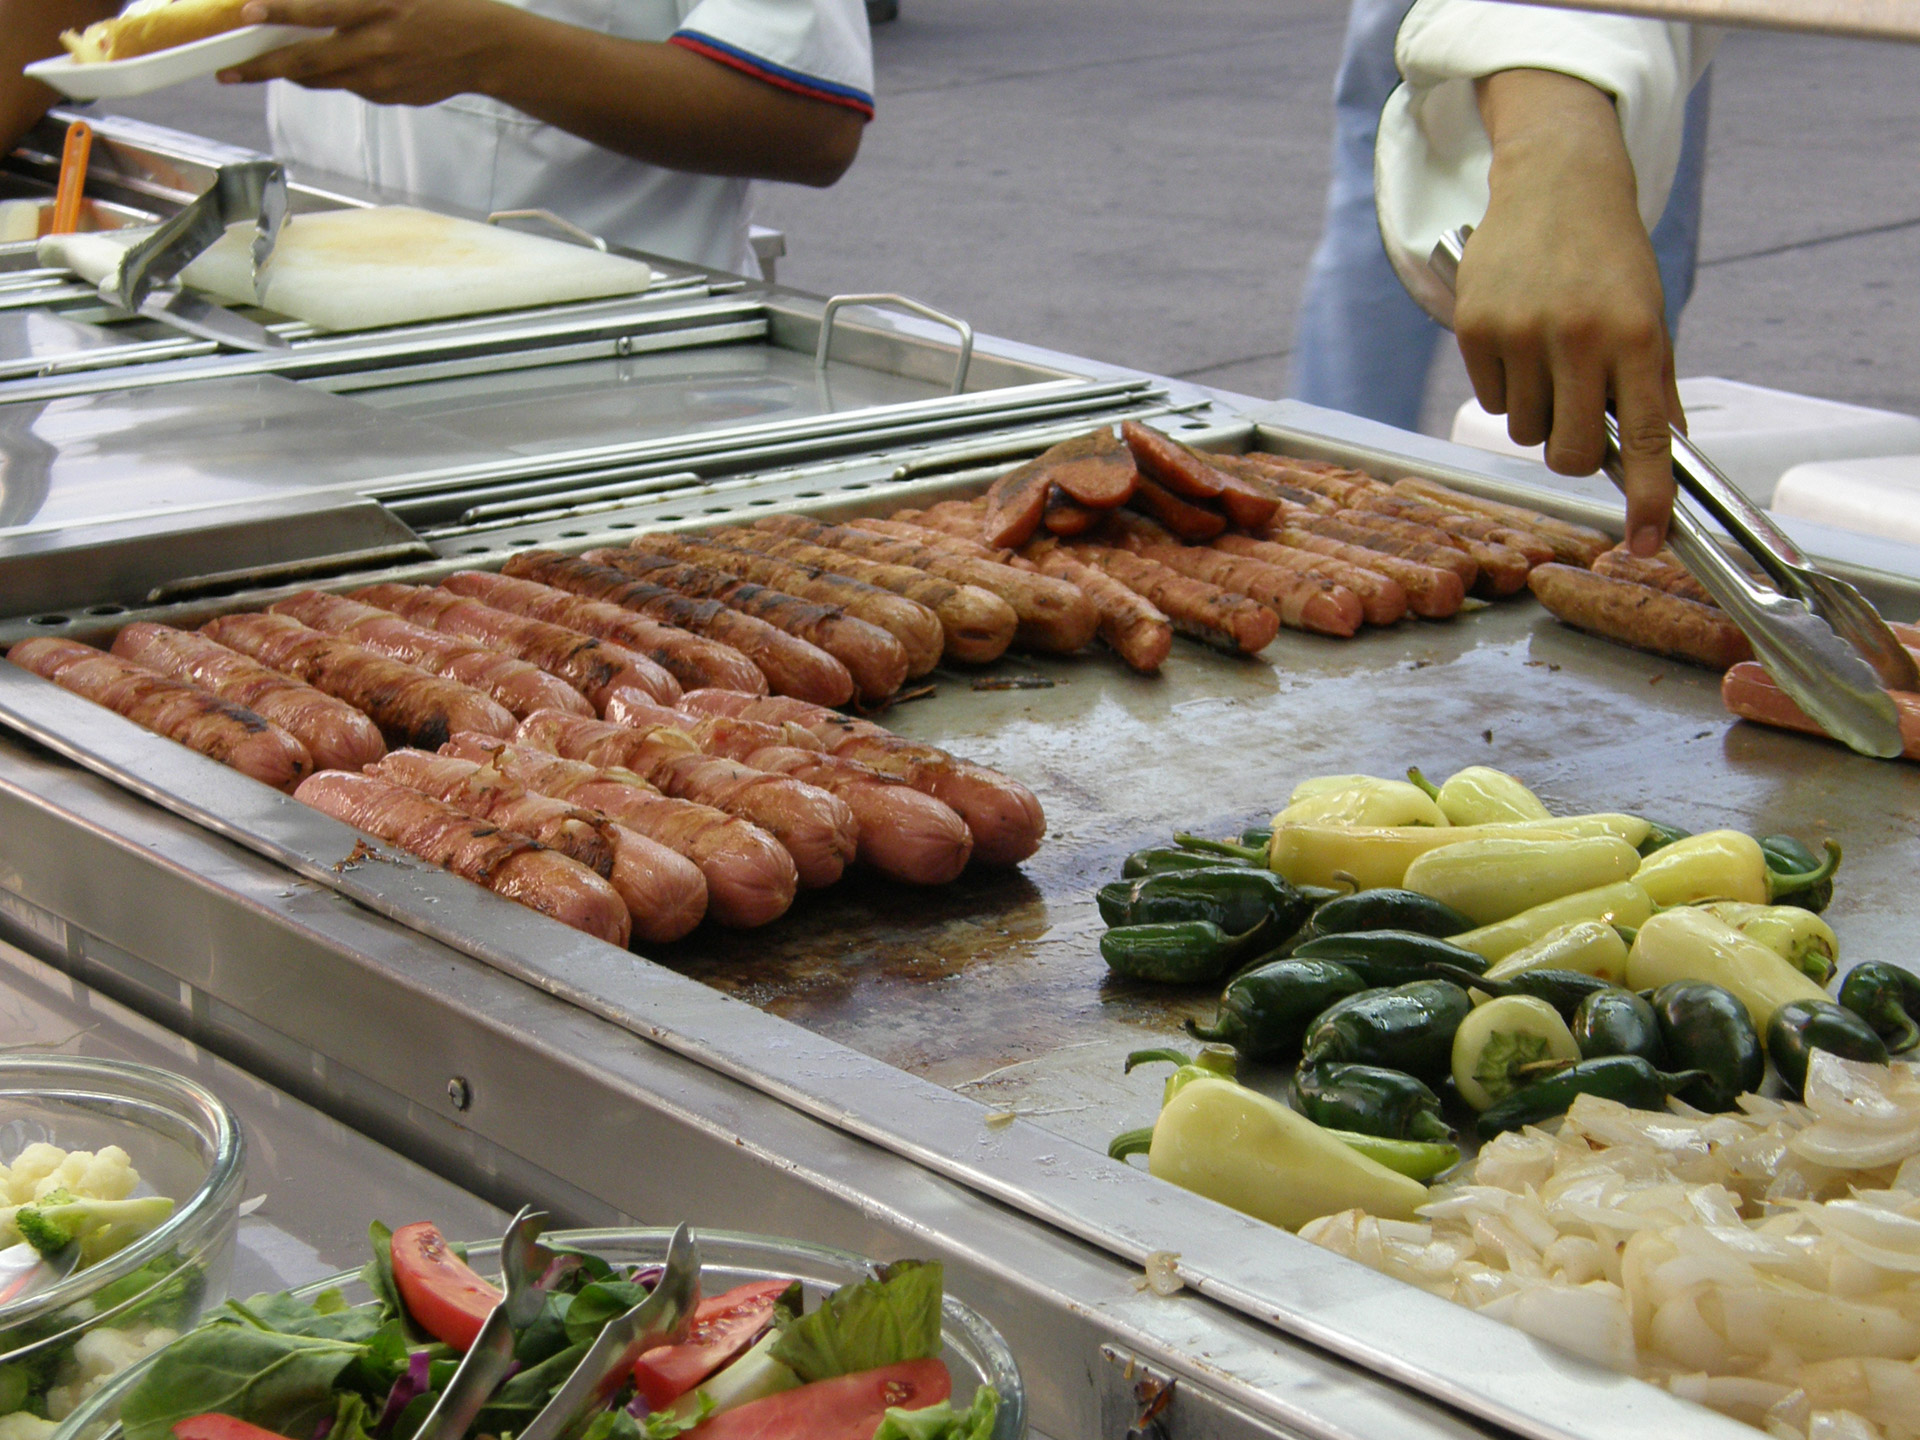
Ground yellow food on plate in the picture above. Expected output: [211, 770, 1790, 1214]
[60, 0, 251, 64]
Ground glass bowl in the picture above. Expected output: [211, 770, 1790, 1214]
[56, 1225, 1026, 1440]
[2, 1055, 247, 1430]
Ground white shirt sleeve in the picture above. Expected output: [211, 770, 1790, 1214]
[1374, 0, 1715, 322]
[670, 0, 875, 118]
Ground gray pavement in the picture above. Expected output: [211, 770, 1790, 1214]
[96, 8, 1920, 436]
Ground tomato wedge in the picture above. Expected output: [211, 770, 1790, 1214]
[685, 1359, 952, 1440]
[173, 1416, 290, 1440]
[632, 1279, 794, 1411]
[391, 1220, 501, 1351]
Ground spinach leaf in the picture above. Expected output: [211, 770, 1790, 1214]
[360, 1222, 407, 1331]
[769, 1261, 944, 1385]
[224, 1292, 384, 1345]
[343, 1320, 412, 1396]
[330, 1392, 378, 1440]
[473, 1341, 588, 1432]
[870, 1388, 1000, 1440]
[514, 1291, 574, 1367]
[562, 1281, 651, 1349]
[118, 1326, 363, 1440]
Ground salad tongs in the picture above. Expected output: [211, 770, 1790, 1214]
[1430, 227, 1909, 759]
[517, 1224, 701, 1440]
[412, 1207, 553, 1440]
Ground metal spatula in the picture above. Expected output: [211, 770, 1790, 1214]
[1430, 226, 1905, 758]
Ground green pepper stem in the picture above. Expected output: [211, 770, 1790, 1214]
[1408, 1111, 1455, 1144]
[1108, 1127, 1154, 1161]
[1766, 839, 1842, 903]
[1124, 1047, 1194, 1075]
[1182, 1015, 1233, 1044]
[1193, 1044, 1239, 1078]
[1614, 925, 1640, 947]
[1172, 833, 1267, 862]
[1405, 767, 1441, 800]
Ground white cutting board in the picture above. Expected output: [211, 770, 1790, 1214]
[181, 207, 654, 332]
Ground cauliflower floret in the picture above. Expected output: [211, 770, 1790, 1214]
[0, 1414, 57, 1440]
[0, 1143, 70, 1205]
[36, 1147, 136, 1204]
[42, 1324, 178, 1422]
[1, 1145, 151, 1252]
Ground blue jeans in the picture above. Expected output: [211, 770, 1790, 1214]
[1288, 0, 1713, 430]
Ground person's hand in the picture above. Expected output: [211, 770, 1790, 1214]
[216, 0, 517, 105]
[1456, 68, 1684, 557]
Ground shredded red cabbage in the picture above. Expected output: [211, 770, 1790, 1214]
[375, 1349, 436, 1437]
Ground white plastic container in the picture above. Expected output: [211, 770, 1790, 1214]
[1449, 377, 1920, 505]
[1770, 454, 1920, 545]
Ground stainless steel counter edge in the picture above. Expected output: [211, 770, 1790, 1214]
[0, 733, 1492, 1440]
[0, 666, 1752, 1440]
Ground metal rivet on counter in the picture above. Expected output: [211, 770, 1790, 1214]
[447, 1076, 472, 1110]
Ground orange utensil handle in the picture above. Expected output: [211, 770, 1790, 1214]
[51, 120, 93, 236]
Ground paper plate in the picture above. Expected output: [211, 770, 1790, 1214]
[23, 24, 329, 100]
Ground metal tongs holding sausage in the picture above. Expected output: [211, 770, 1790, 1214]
[1430, 225, 1915, 760]
[101, 158, 291, 352]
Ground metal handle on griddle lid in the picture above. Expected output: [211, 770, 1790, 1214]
[815, 292, 975, 395]
[1428, 225, 1907, 759]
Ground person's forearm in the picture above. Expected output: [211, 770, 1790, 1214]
[0, 0, 118, 153]
[476, 16, 861, 186]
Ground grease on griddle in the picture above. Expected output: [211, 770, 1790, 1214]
[972, 676, 1057, 692]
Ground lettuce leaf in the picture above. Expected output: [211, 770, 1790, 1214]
[870, 1388, 999, 1440]
[767, 1261, 943, 1385]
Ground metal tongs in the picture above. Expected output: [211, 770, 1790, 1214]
[412, 1207, 553, 1440]
[1430, 226, 1914, 758]
[101, 159, 291, 352]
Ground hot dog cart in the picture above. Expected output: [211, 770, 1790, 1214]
[5, 111, 1920, 1440]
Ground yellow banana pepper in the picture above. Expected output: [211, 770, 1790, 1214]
[1482, 919, 1631, 984]
[1449, 882, 1654, 962]
[1624, 907, 1830, 1028]
[1275, 779, 1448, 829]
[1410, 765, 1553, 826]
[1401, 835, 1641, 926]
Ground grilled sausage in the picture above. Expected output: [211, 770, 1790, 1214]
[270, 590, 592, 720]
[202, 612, 514, 749]
[1274, 508, 1479, 589]
[1042, 486, 1101, 536]
[1324, 486, 1556, 568]
[699, 529, 1017, 665]
[1129, 542, 1363, 638]
[1025, 542, 1171, 673]
[1066, 544, 1280, 655]
[983, 450, 1059, 548]
[1528, 563, 1753, 670]
[601, 698, 971, 884]
[1258, 520, 1465, 619]
[1329, 506, 1530, 597]
[1036, 427, 1140, 509]
[294, 770, 629, 944]
[11, 637, 312, 791]
[610, 538, 944, 678]
[1127, 474, 1228, 542]
[1723, 662, 1920, 756]
[1392, 477, 1612, 567]
[371, 749, 706, 942]
[559, 548, 909, 702]
[352, 582, 683, 710]
[440, 734, 796, 928]
[1121, 422, 1279, 529]
[440, 568, 777, 699]
[111, 622, 385, 771]
[1210, 534, 1407, 627]
[1589, 546, 1715, 605]
[757, 514, 1098, 655]
[515, 709, 857, 888]
[677, 689, 1046, 867]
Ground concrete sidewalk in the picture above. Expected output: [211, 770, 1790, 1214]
[99, 5, 1920, 437]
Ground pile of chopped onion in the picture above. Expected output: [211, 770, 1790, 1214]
[1301, 1054, 1920, 1440]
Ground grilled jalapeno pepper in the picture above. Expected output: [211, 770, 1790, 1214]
[1837, 962, 1920, 1055]
[1302, 888, 1478, 942]
[1482, 919, 1631, 984]
[1185, 958, 1370, 1057]
[1636, 819, 1691, 856]
[1482, 968, 1619, 1019]
[1407, 765, 1551, 826]
[1292, 930, 1490, 988]
[1298, 980, 1474, 1083]
[1448, 881, 1655, 963]
[1760, 835, 1837, 913]
[1102, 921, 1269, 985]
[1450, 995, 1580, 1110]
[1572, 988, 1666, 1064]
[1102, 866, 1311, 935]
[1650, 980, 1765, 1112]
[1697, 901, 1839, 985]
[1475, 1056, 1708, 1138]
[1626, 907, 1829, 1029]
[1633, 830, 1841, 908]
[1293, 1061, 1453, 1142]
[1121, 846, 1253, 879]
[1765, 999, 1889, 1098]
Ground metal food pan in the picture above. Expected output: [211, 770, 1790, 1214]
[0, 402, 1888, 1440]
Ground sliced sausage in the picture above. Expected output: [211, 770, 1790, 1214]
[1528, 563, 1753, 669]
[352, 582, 683, 709]
[1121, 422, 1279, 529]
[371, 749, 705, 943]
[1127, 474, 1228, 542]
[111, 622, 384, 771]
[201, 612, 514, 750]
[1211, 534, 1407, 627]
[441, 734, 796, 928]
[515, 709, 857, 888]
[1042, 486, 1101, 536]
[294, 770, 629, 945]
[1037, 427, 1140, 509]
[11, 637, 312, 791]
[269, 590, 592, 720]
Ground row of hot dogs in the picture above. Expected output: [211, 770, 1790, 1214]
[4, 552, 1052, 945]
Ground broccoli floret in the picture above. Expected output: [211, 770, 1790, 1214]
[11, 1206, 73, 1260]
[9, 1194, 172, 1266]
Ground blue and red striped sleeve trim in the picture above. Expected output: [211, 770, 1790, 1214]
[670, 30, 875, 118]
